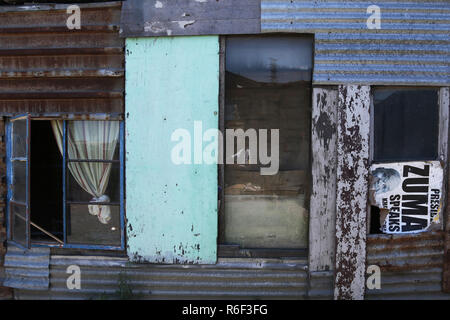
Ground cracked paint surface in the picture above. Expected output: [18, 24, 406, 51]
[334, 85, 370, 300]
[125, 36, 219, 264]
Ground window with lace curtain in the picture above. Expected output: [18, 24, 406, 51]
[6, 115, 124, 250]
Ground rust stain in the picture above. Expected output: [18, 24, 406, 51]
[334, 85, 370, 300]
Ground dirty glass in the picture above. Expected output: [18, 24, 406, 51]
[12, 161, 26, 203]
[66, 162, 120, 203]
[10, 203, 28, 248]
[66, 120, 120, 161]
[373, 88, 439, 162]
[66, 204, 121, 246]
[64, 120, 122, 247]
[223, 35, 313, 249]
[12, 118, 27, 158]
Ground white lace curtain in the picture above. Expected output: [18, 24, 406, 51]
[51, 120, 120, 224]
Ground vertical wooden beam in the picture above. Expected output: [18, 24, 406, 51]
[441, 87, 450, 293]
[309, 87, 338, 272]
[334, 85, 371, 300]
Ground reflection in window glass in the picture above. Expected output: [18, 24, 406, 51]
[12, 119, 27, 158]
[223, 35, 313, 249]
[11, 203, 27, 248]
[12, 161, 26, 203]
[373, 88, 439, 162]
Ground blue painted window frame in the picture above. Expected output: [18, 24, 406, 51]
[6, 117, 125, 251]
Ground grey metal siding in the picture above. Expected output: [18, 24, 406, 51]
[3, 245, 50, 290]
[14, 256, 310, 299]
[261, 0, 450, 85]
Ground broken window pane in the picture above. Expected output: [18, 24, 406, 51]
[223, 35, 312, 249]
[373, 88, 439, 162]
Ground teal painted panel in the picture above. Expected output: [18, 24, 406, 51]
[125, 36, 219, 264]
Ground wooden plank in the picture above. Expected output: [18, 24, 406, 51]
[334, 85, 371, 300]
[120, 0, 261, 37]
[309, 87, 338, 272]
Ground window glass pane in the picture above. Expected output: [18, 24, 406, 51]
[66, 204, 121, 246]
[373, 88, 439, 162]
[12, 118, 27, 158]
[11, 203, 27, 247]
[223, 35, 312, 249]
[66, 162, 120, 203]
[12, 161, 26, 203]
[67, 121, 120, 161]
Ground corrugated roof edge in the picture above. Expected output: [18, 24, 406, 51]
[0, 1, 121, 12]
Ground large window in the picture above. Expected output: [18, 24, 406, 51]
[220, 35, 313, 252]
[7, 116, 124, 250]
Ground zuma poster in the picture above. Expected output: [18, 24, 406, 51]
[369, 161, 443, 234]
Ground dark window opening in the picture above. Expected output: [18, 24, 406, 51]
[30, 120, 63, 242]
[373, 88, 439, 162]
[369, 206, 382, 234]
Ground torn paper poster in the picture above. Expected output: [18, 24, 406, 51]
[369, 161, 443, 234]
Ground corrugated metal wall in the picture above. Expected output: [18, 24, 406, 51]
[366, 232, 450, 299]
[3, 245, 50, 290]
[0, 1, 124, 115]
[261, 0, 450, 85]
[14, 256, 310, 299]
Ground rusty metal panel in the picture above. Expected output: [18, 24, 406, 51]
[14, 256, 309, 299]
[0, 2, 124, 115]
[261, 0, 450, 86]
[334, 85, 370, 300]
[366, 232, 450, 299]
[120, 0, 261, 37]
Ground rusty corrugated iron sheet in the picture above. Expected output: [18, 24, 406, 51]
[0, 1, 124, 115]
[261, 0, 450, 85]
[366, 232, 450, 299]
[14, 256, 310, 299]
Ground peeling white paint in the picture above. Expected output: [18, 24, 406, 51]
[144, 21, 165, 33]
[310, 88, 338, 272]
[334, 85, 370, 300]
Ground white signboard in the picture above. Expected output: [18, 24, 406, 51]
[370, 161, 443, 234]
